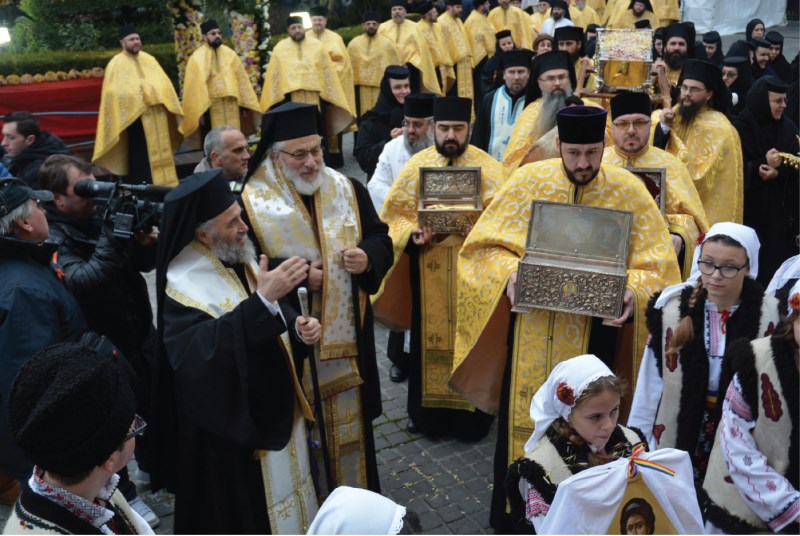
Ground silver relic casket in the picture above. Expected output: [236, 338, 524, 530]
[417, 166, 482, 234]
[512, 201, 632, 319]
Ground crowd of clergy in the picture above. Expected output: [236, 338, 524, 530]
[0, 2, 799, 535]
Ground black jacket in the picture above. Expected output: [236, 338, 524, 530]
[8, 131, 68, 187]
[45, 206, 155, 358]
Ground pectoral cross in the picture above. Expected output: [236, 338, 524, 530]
[427, 333, 442, 345]
[426, 260, 441, 272]
[519, 385, 531, 406]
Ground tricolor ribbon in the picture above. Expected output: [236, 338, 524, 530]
[627, 444, 677, 479]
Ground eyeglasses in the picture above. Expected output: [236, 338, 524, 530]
[769, 97, 788, 105]
[124, 414, 147, 442]
[612, 119, 651, 130]
[278, 146, 323, 162]
[697, 260, 748, 279]
[539, 73, 569, 84]
[679, 84, 707, 95]
[402, 119, 428, 129]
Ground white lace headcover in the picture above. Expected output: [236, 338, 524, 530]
[654, 222, 761, 310]
[307, 486, 407, 535]
[524, 354, 616, 452]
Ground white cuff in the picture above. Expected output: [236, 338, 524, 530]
[255, 291, 280, 316]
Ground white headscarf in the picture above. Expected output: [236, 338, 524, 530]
[307, 486, 407, 535]
[524, 354, 616, 452]
[654, 222, 761, 310]
[788, 280, 800, 316]
[766, 255, 800, 297]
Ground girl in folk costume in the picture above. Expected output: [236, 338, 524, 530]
[628, 222, 783, 485]
[701, 281, 800, 534]
[506, 354, 647, 533]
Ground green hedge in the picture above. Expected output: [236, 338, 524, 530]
[0, 43, 179, 87]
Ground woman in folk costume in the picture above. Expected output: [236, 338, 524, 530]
[506, 354, 647, 533]
[701, 280, 799, 533]
[628, 222, 783, 485]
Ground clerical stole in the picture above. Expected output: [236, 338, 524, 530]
[453, 162, 681, 466]
[242, 161, 370, 490]
[488, 87, 526, 161]
[165, 241, 317, 534]
[140, 105, 179, 187]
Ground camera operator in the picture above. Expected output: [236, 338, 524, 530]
[37, 154, 161, 528]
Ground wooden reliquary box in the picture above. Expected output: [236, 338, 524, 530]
[417, 166, 482, 233]
[512, 201, 632, 319]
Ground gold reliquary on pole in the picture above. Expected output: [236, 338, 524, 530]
[595, 29, 654, 93]
[417, 167, 482, 233]
[512, 201, 632, 319]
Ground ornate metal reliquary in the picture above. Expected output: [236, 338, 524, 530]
[594, 29, 654, 93]
[417, 167, 482, 233]
[512, 201, 632, 319]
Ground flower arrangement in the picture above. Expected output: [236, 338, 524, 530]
[255, 0, 272, 80]
[230, 10, 261, 90]
[169, 0, 203, 93]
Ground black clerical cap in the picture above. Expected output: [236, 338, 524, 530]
[532, 50, 572, 79]
[679, 59, 721, 90]
[200, 19, 220, 34]
[404, 93, 436, 118]
[118, 25, 137, 39]
[434, 96, 472, 122]
[260, 102, 322, 144]
[391, 0, 407, 8]
[610, 92, 651, 119]
[502, 49, 534, 70]
[362, 11, 380, 22]
[446, 0, 463, 5]
[766, 31, 783, 45]
[663, 22, 691, 45]
[496, 29, 512, 42]
[630, 0, 653, 10]
[164, 170, 236, 227]
[654, 27, 665, 40]
[385, 65, 411, 79]
[727, 40, 751, 57]
[551, 0, 568, 9]
[554, 26, 583, 43]
[751, 37, 771, 50]
[287, 15, 303, 27]
[722, 55, 748, 69]
[634, 19, 651, 29]
[586, 24, 598, 34]
[556, 105, 607, 143]
[758, 75, 788, 93]
[702, 30, 720, 44]
[416, 1, 435, 14]
[310, 5, 328, 17]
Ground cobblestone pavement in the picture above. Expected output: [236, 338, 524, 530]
[2, 23, 797, 530]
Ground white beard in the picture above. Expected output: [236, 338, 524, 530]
[271, 156, 325, 195]
[212, 235, 257, 265]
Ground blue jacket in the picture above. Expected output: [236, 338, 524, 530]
[0, 236, 86, 479]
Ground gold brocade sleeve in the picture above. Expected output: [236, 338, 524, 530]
[371, 147, 507, 326]
[379, 21, 443, 95]
[452, 162, 680, 411]
[180, 44, 260, 138]
[308, 30, 357, 122]
[438, 14, 473, 65]
[606, 9, 660, 29]
[487, 7, 532, 49]
[93, 51, 183, 175]
[464, 11, 495, 65]
[260, 38, 354, 134]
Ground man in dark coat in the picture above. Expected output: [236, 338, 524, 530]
[0, 177, 86, 483]
[37, 154, 161, 527]
[1, 112, 67, 188]
[353, 66, 411, 179]
[155, 169, 318, 533]
[243, 102, 393, 497]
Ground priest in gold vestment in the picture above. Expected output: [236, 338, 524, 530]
[241, 103, 393, 496]
[180, 20, 261, 145]
[503, 51, 613, 173]
[373, 96, 506, 440]
[488, 0, 533, 49]
[93, 26, 182, 187]
[260, 16, 355, 165]
[603, 92, 708, 277]
[453, 106, 680, 531]
[605, 0, 660, 29]
[654, 59, 743, 225]
[463, 0, 496, 111]
[438, 0, 475, 110]
[416, 2, 456, 95]
[378, 0, 442, 95]
[347, 12, 401, 120]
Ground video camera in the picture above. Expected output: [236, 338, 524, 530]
[73, 180, 172, 239]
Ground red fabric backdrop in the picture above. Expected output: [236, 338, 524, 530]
[0, 78, 103, 145]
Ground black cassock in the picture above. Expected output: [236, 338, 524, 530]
[162, 285, 302, 534]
